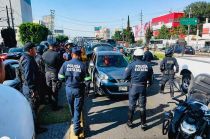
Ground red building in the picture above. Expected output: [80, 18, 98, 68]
[151, 12, 184, 37]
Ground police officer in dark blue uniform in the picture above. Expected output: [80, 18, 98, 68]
[35, 44, 48, 104]
[124, 49, 153, 130]
[160, 47, 179, 97]
[20, 42, 47, 133]
[142, 46, 154, 63]
[42, 42, 62, 110]
[58, 47, 86, 136]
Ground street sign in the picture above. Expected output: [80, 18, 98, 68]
[94, 26, 102, 31]
[180, 18, 198, 25]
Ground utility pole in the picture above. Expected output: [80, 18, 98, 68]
[121, 18, 124, 42]
[9, 0, 14, 29]
[140, 10, 143, 39]
[6, 6, 10, 28]
[50, 9, 55, 35]
[187, 7, 191, 44]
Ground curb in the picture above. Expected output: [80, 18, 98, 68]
[64, 112, 85, 139]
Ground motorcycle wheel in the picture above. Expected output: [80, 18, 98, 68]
[168, 124, 177, 139]
[162, 119, 170, 135]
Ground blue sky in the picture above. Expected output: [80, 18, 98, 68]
[31, 0, 208, 37]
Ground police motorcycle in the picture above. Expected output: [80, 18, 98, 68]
[162, 74, 210, 139]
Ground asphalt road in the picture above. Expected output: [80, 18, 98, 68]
[84, 60, 183, 139]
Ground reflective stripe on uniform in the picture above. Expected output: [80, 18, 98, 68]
[84, 76, 91, 81]
[58, 74, 65, 79]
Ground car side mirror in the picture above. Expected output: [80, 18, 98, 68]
[89, 61, 94, 67]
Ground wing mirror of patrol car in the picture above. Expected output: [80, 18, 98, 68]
[89, 61, 94, 67]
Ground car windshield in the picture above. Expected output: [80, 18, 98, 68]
[97, 54, 128, 67]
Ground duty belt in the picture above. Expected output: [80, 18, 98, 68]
[131, 83, 147, 86]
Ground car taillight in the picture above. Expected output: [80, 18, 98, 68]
[0, 55, 7, 60]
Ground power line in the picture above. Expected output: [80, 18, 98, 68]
[57, 14, 122, 24]
[57, 16, 123, 27]
[55, 25, 94, 33]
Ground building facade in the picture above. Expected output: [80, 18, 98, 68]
[95, 27, 110, 40]
[202, 18, 210, 39]
[151, 12, 184, 37]
[0, 0, 32, 28]
[0, 0, 32, 43]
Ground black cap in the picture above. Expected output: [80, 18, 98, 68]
[49, 41, 58, 47]
[24, 42, 36, 51]
[72, 47, 81, 55]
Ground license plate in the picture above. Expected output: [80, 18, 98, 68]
[119, 86, 128, 91]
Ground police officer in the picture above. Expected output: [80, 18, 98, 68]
[35, 44, 45, 74]
[160, 47, 179, 97]
[19, 42, 47, 133]
[58, 47, 86, 136]
[63, 40, 74, 61]
[42, 42, 62, 110]
[142, 46, 154, 63]
[124, 49, 153, 130]
[35, 44, 48, 104]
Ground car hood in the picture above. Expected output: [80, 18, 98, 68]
[98, 67, 126, 80]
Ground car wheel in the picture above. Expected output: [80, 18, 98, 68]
[93, 75, 99, 97]
[181, 74, 191, 93]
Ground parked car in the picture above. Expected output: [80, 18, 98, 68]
[7, 47, 24, 59]
[172, 45, 195, 55]
[114, 45, 128, 54]
[184, 46, 195, 55]
[89, 51, 129, 96]
[86, 43, 114, 58]
[3, 59, 21, 91]
[199, 46, 210, 53]
[106, 39, 117, 47]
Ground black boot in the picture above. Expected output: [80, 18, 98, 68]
[140, 110, 147, 131]
[160, 84, 165, 94]
[127, 110, 134, 129]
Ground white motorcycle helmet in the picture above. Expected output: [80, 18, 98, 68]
[133, 49, 144, 56]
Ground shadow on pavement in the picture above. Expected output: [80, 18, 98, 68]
[84, 97, 128, 137]
[146, 104, 169, 130]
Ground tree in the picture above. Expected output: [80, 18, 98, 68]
[137, 39, 143, 46]
[112, 31, 122, 41]
[19, 23, 49, 44]
[145, 26, 153, 44]
[184, 1, 210, 35]
[56, 35, 69, 43]
[124, 15, 135, 44]
[184, 1, 210, 24]
[157, 25, 170, 39]
[1, 27, 17, 48]
[170, 25, 187, 39]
